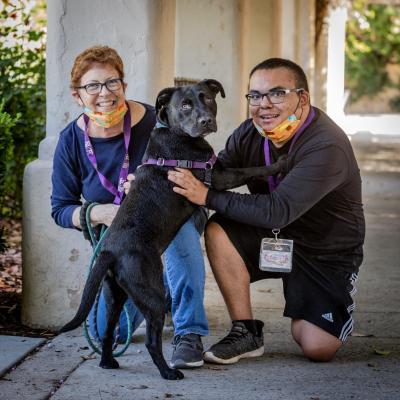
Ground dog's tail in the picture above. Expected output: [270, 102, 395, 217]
[59, 251, 114, 333]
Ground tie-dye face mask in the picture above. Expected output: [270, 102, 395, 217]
[83, 102, 128, 128]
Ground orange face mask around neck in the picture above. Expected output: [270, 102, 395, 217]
[254, 113, 302, 144]
[83, 102, 128, 128]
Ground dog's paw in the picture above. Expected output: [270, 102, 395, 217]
[99, 358, 120, 369]
[162, 368, 184, 380]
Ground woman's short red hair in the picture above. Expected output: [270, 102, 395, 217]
[70, 45, 125, 88]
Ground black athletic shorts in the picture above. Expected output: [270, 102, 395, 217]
[209, 214, 362, 341]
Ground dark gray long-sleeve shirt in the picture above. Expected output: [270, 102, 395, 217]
[206, 107, 365, 255]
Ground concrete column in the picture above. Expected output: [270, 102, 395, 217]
[240, 0, 275, 119]
[326, 5, 347, 120]
[174, 0, 242, 152]
[238, 0, 314, 118]
[314, 0, 328, 111]
[22, 0, 175, 329]
[278, 0, 297, 60]
[295, 0, 316, 98]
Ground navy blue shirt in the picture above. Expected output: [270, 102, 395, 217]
[51, 103, 156, 228]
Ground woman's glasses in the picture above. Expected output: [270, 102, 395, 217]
[75, 78, 123, 95]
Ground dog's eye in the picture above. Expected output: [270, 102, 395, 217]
[181, 102, 192, 110]
[204, 96, 213, 104]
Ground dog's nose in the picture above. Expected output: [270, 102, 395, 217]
[198, 117, 213, 127]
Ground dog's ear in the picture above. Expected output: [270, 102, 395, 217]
[155, 87, 176, 126]
[200, 79, 226, 99]
[155, 87, 176, 114]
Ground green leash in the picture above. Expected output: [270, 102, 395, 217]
[82, 202, 133, 357]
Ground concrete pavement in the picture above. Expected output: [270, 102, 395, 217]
[1, 139, 399, 399]
[0, 336, 45, 378]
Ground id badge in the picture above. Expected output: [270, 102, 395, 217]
[259, 229, 293, 273]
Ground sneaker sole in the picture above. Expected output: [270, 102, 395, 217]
[170, 359, 204, 369]
[203, 346, 264, 365]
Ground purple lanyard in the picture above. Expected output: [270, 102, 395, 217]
[264, 107, 315, 192]
[83, 106, 131, 205]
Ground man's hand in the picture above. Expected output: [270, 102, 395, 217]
[168, 168, 208, 206]
[123, 173, 135, 195]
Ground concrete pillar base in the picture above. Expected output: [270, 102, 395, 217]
[21, 0, 176, 330]
[22, 157, 91, 330]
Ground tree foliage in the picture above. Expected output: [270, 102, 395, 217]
[0, 100, 19, 252]
[345, 0, 400, 110]
[0, 0, 46, 217]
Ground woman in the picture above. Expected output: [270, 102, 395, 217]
[51, 45, 208, 369]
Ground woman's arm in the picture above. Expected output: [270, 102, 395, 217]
[51, 132, 83, 228]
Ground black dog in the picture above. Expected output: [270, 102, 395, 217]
[60, 79, 286, 380]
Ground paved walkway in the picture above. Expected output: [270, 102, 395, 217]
[1, 139, 399, 399]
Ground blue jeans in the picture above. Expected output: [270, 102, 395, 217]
[88, 211, 209, 341]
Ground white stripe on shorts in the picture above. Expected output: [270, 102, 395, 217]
[339, 273, 358, 341]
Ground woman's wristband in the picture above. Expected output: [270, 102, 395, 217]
[79, 201, 93, 241]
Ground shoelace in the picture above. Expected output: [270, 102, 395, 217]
[218, 326, 248, 345]
[173, 334, 199, 349]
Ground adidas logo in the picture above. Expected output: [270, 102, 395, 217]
[322, 312, 334, 323]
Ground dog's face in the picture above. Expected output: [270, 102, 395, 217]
[155, 79, 225, 137]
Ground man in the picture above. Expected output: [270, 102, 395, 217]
[168, 58, 365, 363]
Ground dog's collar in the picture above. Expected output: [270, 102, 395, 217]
[155, 121, 169, 129]
[142, 153, 217, 170]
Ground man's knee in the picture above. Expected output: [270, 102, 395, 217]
[292, 319, 342, 362]
[301, 342, 340, 362]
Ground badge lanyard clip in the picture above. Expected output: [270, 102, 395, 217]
[272, 228, 280, 242]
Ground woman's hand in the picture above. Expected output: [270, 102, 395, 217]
[123, 173, 135, 195]
[168, 168, 209, 206]
[90, 203, 119, 226]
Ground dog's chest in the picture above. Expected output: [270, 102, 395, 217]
[147, 130, 212, 159]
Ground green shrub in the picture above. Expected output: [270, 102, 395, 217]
[0, 100, 20, 252]
[345, 1, 400, 110]
[0, 0, 46, 217]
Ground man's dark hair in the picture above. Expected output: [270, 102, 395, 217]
[250, 58, 309, 92]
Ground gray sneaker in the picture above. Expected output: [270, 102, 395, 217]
[203, 320, 264, 364]
[170, 333, 204, 369]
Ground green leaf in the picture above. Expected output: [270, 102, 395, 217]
[374, 349, 391, 356]
[0, 0, 46, 218]
[345, 1, 400, 110]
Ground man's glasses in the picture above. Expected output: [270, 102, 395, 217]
[75, 78, 123, 95]
[245, 88, 304, 106]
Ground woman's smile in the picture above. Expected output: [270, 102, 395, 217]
[95, 99, 118, 111]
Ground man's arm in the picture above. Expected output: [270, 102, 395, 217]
[206, 143, 349, 229]
[169, 141, 349, 229]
